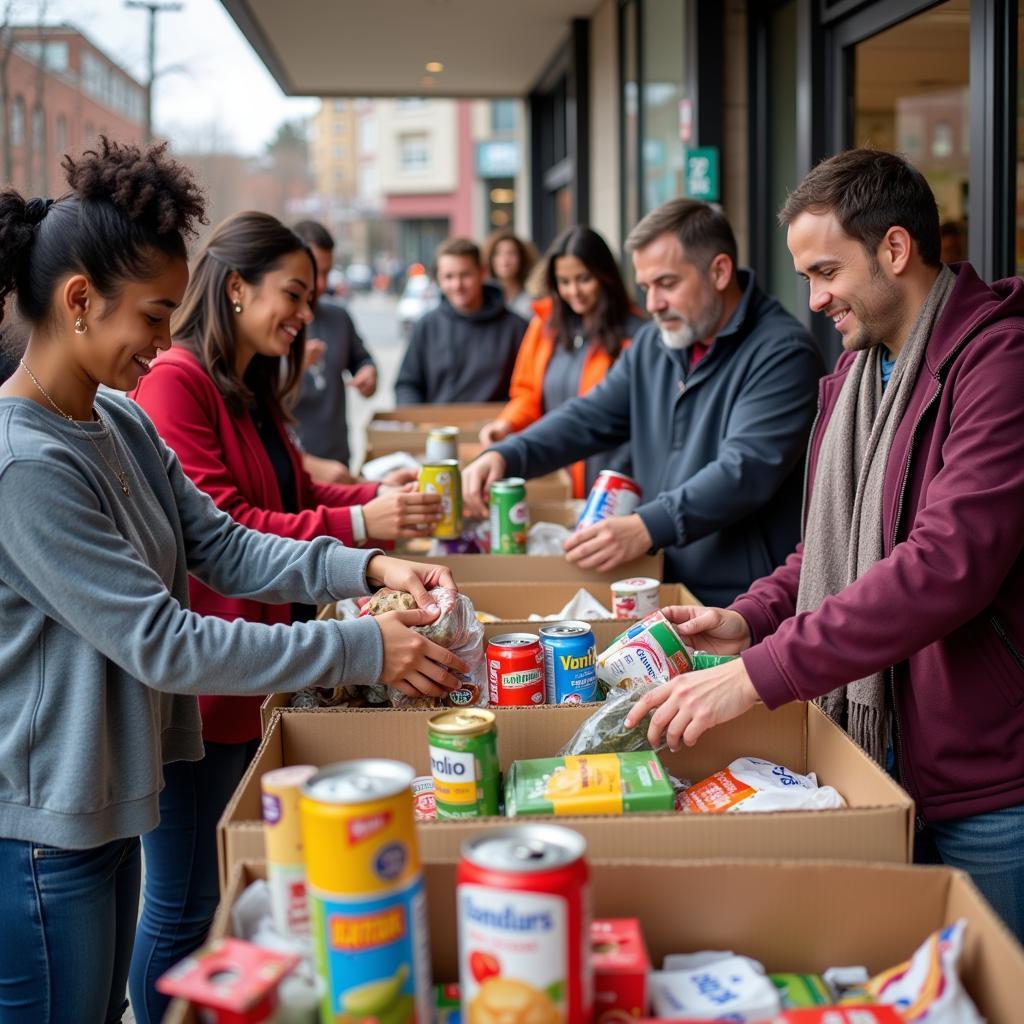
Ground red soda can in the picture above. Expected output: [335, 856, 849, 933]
[487, 633, 545, 706]
[457, 824, 592, 1024]
[576, 471, 643, 531]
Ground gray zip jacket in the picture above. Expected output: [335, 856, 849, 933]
[0, 392, 384, 849]
[491, 272, 823, 605]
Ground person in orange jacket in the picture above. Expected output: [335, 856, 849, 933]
[478, 226, 645, 498]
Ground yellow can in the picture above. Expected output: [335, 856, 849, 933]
[418, 459, 463, 539]
[300, 759, 430, 1024]
[261, 764, 318, 937]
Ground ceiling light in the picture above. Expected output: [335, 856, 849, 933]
[425, 61, 444, 73]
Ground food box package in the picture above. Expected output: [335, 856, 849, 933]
[504, 751, 675, 817]
[592, 918, 651, 1024]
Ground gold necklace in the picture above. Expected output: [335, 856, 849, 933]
[19, 359, 132, 497]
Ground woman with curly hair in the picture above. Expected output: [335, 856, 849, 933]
[483, 228, 537, 319]
[0, 138, 465, 1022]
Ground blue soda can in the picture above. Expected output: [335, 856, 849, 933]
[540, 621, 598, 705]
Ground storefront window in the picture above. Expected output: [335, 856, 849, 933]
[853, 0, 970, 259]
[641, 0, 686, 212]
[620, 0, 640, 235]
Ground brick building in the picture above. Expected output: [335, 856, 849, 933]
[0, 25, 145, 195]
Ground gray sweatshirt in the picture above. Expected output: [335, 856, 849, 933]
[0, 392, 384, 849]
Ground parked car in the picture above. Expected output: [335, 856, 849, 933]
[344, 262, 374, 293]
[397, 273, 440, 336]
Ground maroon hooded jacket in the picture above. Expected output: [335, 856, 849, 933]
[731, 264, 1024, 824]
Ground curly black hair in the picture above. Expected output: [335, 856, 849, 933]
[0, 135, 207, 349]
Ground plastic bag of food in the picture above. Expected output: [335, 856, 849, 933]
[558, 682, 666, 756]
[866, 920, 984, 1023]
[366, 587, 487, 709]
[681, 756, 846, 813]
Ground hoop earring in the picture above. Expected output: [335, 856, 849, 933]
[232, 301, 243, 314]
[74, 316, 88, 334]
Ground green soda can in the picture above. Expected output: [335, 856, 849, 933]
[489, 477, 528, 554]
[427, 708, 500, 818]
[691, 651, 739, 670]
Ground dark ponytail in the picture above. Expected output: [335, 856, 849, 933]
[0, 136, 206, 356]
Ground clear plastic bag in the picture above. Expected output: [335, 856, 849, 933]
[369, 587, 487, 709]
[558, 681, 666, 756]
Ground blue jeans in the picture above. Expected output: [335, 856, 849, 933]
[129, 740, 259, 1024]
[0, 835, 141, 1023]
[915, 803, 1024, 943]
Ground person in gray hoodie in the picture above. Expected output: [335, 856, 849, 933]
[0, 139, 466, 1023]
[395, 237, 528, 405]
[463, 200, 823, 606]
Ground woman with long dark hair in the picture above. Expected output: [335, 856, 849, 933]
[479, 226, 644, 497]
[483, 228, 537, 319]
[127, 211, 444, 1021]
[0, 139, 463, 1023]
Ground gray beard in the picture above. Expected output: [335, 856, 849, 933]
[659, 326, 697, 350]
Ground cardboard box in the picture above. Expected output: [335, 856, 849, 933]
[406, 550, 664, 583]
[224, 700, 914, 889]
[463, 580, 700, 621]
[258, 617, 633, 732]
[171, 859, 1024, 1024]
[365, 403, 504, 457]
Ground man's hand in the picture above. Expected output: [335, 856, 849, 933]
[461, 451, 507, 518]
[366, 555, 457, 602]
[563, 514, 652, 571]
[479, 419, 512, 446]
[349, 364, 378, 397]
[624, 658, 761, 751]
[302, 337, 327, 373]
[302, 452, 357, 485]
[661, 605, 752, 655]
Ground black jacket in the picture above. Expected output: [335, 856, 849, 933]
[395, 284, 527, 405]
[493, 272, 823, 605]
[291, 298, 375, 465]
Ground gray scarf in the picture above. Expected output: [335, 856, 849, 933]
[797, 266, 955, 764]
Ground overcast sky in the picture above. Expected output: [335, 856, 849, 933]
[48, 0, 318, 154]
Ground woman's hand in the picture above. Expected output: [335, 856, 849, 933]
[374, 607, 469, 698]
[479, 419, 513, 446]
[380, 466, 421, 487]
[661, 605, 752, 655]
[365, 555, 458, 602]
[362, 487, 443, 539]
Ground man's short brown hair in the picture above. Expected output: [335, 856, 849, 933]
[625, 198, 738, 271]
[434, 237, 481, 269]
[778, 148, 941, 267]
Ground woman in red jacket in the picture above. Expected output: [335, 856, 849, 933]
[128, 211, 442, 1022]
[478, 227, 644, 497]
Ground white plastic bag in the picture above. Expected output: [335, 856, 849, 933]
[681, 756, 846, 813]
[527, 587, 614, 621]
[527, 521, 572, 554]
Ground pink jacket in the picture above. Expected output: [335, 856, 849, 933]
[731, 264, 1024, 823]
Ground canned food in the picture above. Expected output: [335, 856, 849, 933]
[489, 478, 529, 554]
[610, 577, 661, 619]
[540, 621, 598, 705]
[690, 651, 739, 670]
[487, 633, 545, 706]
[428, 709, 500, 819]
[596, 610, 693, 692]
[425, 426, 459, 463]
[576, 470, 643, 532]
[419, 460, 463, 539]
[261, 764, 318, 938]
[300, 760, 430, 1024]
[411, 775, 437, 821]
[457, 825, 592, 1024]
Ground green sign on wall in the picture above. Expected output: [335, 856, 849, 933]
[684, 147, 720, 201]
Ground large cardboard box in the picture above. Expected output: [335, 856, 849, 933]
[365, 403, 503, 457]
[463, 580, 700, 621]
[407, 551, 664, 583]
[223, 700, 914, 889]
[258, 618, 633, 732]
[170, 859, 1024, 1024]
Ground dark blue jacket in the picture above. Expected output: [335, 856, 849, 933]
[492, 271, 822, 605]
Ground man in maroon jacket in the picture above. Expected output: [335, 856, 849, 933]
[627, 148, 1024, 939]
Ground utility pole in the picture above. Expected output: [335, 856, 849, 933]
[125, 0, 182, 141]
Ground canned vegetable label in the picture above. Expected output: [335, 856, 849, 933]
[419, 460, 463, 539]
[428, 709, 500, 818]
[540, 622, 598, 705]
[489, 478, 529, 554]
